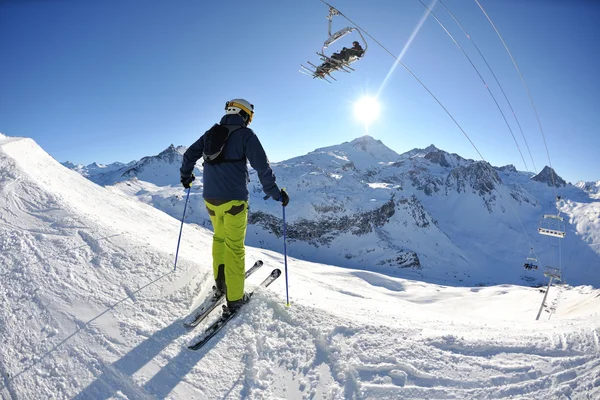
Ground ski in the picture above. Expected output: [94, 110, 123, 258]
[187, 268, 282, 351]
[183, 260, 263, 328]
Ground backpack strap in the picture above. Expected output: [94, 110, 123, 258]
[219, 125, 245, 163]
[202, 124, 246, 164]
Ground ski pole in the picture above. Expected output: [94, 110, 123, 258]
[264, 192, 290, 306]
[174, 187, 191, 271]
[282, 201, 290, 307]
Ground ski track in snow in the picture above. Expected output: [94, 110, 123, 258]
[1, 136, 600, 399]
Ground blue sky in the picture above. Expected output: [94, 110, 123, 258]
[0, 0, 598, 183]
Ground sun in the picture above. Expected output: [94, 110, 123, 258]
[353, 96, 380, 126]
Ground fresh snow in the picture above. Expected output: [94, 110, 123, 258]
[1, 134, 600, 399]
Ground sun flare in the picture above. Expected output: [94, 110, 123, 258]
[353, 96, 380, 126]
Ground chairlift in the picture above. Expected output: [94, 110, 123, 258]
[523, 247, 538, 270]
[538, 214, 566, 238]
[300, 6, 368, 82]
[543, 266, 562, 282]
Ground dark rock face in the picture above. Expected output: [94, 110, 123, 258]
[445, 162, 502, 212]
[532, 166, 566, 187]
[342, 161, 356, 171]
[248, 194, 428, 270]
[409, 169, 443, 196]
[425, 150, 450, 168]
[249, 197, 397, 247]
[398, 195, 436, 228]
[446, 161, 501, 197]
[377, 251, 421, 269]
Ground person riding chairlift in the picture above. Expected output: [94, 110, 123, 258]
[332, 41, 364, 63]
[318, 40, 364, 76]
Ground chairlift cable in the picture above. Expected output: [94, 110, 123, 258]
[559, 236, 562, 276]
[437, 0, 537, 174]
[317, 0, 544, 269]
[416, 0, 531, 173]
[319, 0, 486, 160]
[474, 0, 559, 203]
[474, 0, 567, 284]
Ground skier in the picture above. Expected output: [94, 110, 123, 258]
[179, 98, 289, 313]
[332, 41, 364, 63]
[316, 41, 365, 76]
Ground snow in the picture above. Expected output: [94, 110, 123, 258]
[1, 134, 600, 399]
[367, 183, 393, 190]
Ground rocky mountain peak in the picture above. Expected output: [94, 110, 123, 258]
[400, 144, 440, 159]
[306, 135, 400, 170]
[422, 144, 439, 153]
[340, 136, 399, 159]
[350, 135, 386, 151]
[62, 161, 78, 169]
[156, 144, 182, 163]
[532, 166, 566, 187]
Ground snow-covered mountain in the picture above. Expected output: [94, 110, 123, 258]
[64, 135, 600, 288]
[63, 145, 191, 187]
[532, 165, 568, 187]
[576, 180, 600, 198]
[3, 133, 600, 399]
[61, 160, 133, 179]
[252, 137, 599, 287]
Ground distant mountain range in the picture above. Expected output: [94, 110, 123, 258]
[63, 135, 600, 287]
[575, 180, 600, 198]
[63, 145, 187, 187]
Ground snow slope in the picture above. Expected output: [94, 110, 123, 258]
[2, 137, 600, 399]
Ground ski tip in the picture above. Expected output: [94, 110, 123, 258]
[256, 260, 263, 266]
[272, 268, 282, 278]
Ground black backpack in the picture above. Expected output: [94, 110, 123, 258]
[202, 124, 244, 164]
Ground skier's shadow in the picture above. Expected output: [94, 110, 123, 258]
[141, 331, 216, 399]
[73, 318, 212, 400]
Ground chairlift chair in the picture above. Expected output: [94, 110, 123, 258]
[524, 260, 538, 270]
[538, 214, 566, 238]
[523, 247, 538, 270]
[300, 6, 368, 81]
[543, 266, 562, 282]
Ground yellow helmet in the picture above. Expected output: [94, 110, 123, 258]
[225, 98, 255, 125]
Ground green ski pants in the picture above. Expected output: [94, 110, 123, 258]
[205, 199, 248, 302]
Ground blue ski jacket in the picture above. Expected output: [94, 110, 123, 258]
[180, 114, 281, 202]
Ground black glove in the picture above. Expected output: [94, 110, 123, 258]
[278, 189, 289, 207]
[181, 173, 195, 189]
